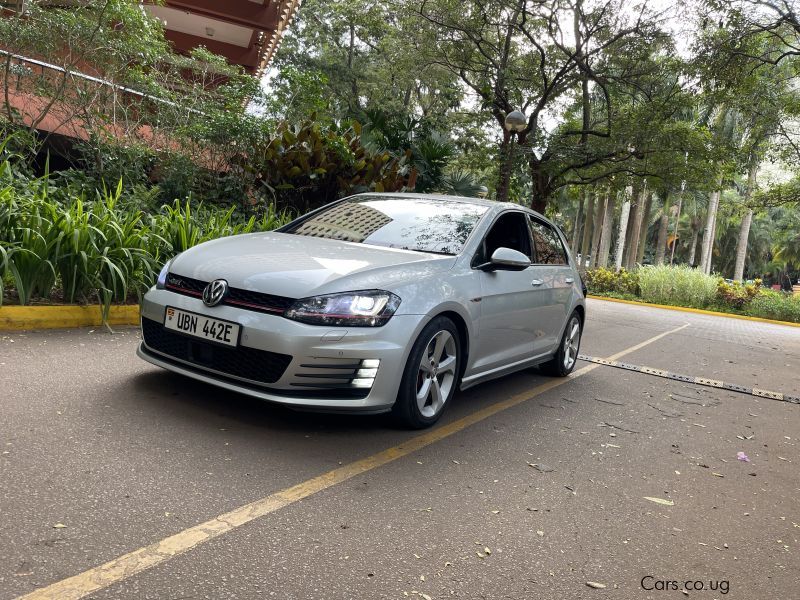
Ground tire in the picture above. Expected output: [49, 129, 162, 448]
[539, 311, 582, 377]
[392, 316, 461, 429]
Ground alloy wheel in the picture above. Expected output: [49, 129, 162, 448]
[563, 317, 581, 370]
[416, 330, 457, 418]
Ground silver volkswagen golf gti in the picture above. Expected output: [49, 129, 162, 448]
[138, 193, 586, 428]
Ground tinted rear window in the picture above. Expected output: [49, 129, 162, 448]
[284, 197, 489, 255]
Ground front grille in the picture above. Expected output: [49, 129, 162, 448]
[165, 274, 295, 315]
[141, 317, 291, 385]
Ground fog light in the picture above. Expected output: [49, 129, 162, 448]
[357, 368, 378, 378]
[361, 359, 380, 368]
[351, 378, 374, 388]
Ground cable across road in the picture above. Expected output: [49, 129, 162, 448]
[577, 354, 800, 406]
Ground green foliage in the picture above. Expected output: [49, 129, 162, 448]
[715, 278, 761, 309]
[584, 267, 640, 296]
[753, 178, 800, 208]
[587, 265, 799, 323]
[637, 264, 719, 308]
[439, 169, 485, 197]
[745, 290, 800, 323]
[249, 119, 410, 212]
[0, 165, 293, 316]
[149, 200, 292, 255]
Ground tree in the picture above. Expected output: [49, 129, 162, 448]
[411, 0, 670, 211]
[0, 1, 167, 140]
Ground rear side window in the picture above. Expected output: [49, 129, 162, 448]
[528, 217, 568, 265]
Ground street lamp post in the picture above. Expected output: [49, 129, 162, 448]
[499, 110, 527, 202]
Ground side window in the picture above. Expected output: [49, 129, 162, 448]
[528, 217, 568, 265]
[476, 212, 533, 264]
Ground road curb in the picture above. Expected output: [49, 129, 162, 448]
[0, 305, 140, 330]
[587, 295, 800, 328]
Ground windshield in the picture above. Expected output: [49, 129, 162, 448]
[284, 196, 489, 255]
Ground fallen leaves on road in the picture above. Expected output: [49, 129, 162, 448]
[712, 472, 725, 478]
[644, 497, 674, 506]
[52, 523, 67, 529]
[528, 463, 554, 473]
[586, 581, 607, 589]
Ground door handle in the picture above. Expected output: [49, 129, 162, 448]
[531, 279, 543, 286]
[565, 277, 574, 284]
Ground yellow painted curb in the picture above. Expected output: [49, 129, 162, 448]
[0, 305, 140, 331]
[588, 295, 800, 328]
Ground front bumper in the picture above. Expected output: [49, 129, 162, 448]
[137, 288, 425, 413]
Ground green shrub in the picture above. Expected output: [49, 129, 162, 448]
[716, 278, 761, 309]
[148, 199, 293, 256]
[638, 264, 718, 308]
[584, 267, 639, 296]
[745, 290, 800, 323]
[0, 174, 293, 316]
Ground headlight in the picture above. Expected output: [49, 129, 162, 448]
[155, 259, 173, 289]
[285, 290, 401, 327]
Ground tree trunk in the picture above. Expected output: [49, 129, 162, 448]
[700, 189, 720, 274]
[688, 225, 699, 266]
[733, 210, 753, 282]
[496, 131, 513, 203]
[626, 184, 647, 269]
[636, 191, 653, 265]
[733, 158, 759, 281]
[588, 190, 608, 269]
[655, 194, 671, 265]
[579, 191, 595, 269]
[596, 191, 616, 269]
[528, 151, 549, 214]
[614, 189, 632, 271]
[571, 191, 585, 253]
[669, 193, 683, 265]
[622, 199, 638, 268]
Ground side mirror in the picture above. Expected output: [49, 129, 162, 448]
[480, 247, 531, 271]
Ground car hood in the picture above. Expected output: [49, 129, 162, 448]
[169, 232, 456, 299]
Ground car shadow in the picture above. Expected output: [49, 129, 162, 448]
[123, 364, 575, 441]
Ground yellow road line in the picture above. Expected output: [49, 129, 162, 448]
[16, 323, 689, 600]
[587, 295, 800, 328]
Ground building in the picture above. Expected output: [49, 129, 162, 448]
[0, 0, 301, 144]
[145, 0, 302, 77]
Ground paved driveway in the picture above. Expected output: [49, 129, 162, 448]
[1, 299, 798, 599]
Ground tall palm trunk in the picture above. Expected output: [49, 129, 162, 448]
[588, 190, 607, 269]
[571, 191, 585, 253]
[688, 220, 700, 266]
[596, 191, 616, 269]
[625, 184, 647, 269]
[579, 191, 595, 269]
[622, 199, 638, 268]
[733, 158, 759, 281]
[655, 194, 671, 265]
[636, 191, 653, 265]
[699, 189, 720, 274]
[733, 210, 753, 281]
[614, 187, 632, 271]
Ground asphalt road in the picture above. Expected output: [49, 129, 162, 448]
[1, 299, 798, 600]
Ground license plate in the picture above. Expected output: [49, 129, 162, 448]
[164, 307, 240, 347]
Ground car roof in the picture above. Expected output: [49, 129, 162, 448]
[351, 192, 538, 214]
